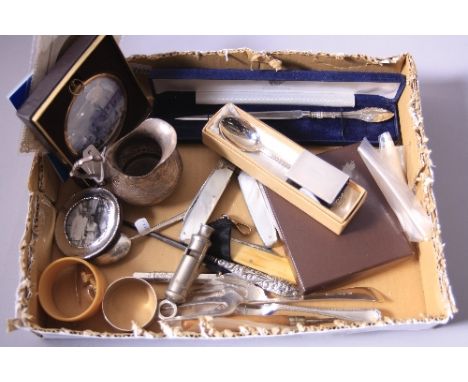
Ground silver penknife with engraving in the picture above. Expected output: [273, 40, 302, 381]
[175, 107, 394, 123]
[180, 159, 236, 242]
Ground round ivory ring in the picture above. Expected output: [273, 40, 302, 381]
[38, 257, 106, 322]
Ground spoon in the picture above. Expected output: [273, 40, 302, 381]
[163, 286, 382, 323]
[94, 233, 132, 265]
[219, 116, 291, 169]
[237, 303, 382, 323]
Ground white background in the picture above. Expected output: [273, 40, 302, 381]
[1, 35, 467, 346]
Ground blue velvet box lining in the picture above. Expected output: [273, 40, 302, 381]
[149, 68, 405, 145]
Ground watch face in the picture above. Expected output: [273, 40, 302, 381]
[65, 74, 127, 155]
[55, 188, 121, 259]
[64, 196, 115, 248]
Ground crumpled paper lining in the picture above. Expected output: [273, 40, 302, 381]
[403, 54, 457, 317]
[127, 48, 404, 73]
[155, 314, 451, 339]
[10, 315, 449, 340]
[11, 50, 456, 339]
[7, 155, 47, 332]
[8, 181, 39, 330]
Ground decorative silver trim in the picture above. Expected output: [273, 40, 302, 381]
[205, 255, 300, 297]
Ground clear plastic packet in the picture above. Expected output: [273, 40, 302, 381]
[378, 132, 407, 183]
[358, 137, 432, 242]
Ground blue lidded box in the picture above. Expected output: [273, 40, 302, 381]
[149, 67, 405, 144]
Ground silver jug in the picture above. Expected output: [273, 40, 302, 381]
[105, 118, 182, 206]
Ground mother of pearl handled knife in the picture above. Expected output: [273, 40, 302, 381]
[175, 107, 394, 123]
[238, 171, 279, 247]
[180, 159, 235, 242]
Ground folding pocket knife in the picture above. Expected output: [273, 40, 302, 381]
[180, 159, 236, 242]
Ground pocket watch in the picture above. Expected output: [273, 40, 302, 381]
[65, 74, 127, 156]
[54, 187, 130, 265]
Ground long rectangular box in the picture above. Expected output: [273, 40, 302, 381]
[8, 37, 456, 339]
[202, 103, 367, 235]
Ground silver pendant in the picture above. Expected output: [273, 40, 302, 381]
[54, 187, 130, 264]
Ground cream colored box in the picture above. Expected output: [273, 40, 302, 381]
[8, 37, 456, 339]
[202, 103, 367, 235]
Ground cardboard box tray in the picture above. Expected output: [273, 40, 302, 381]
[8, 43, 456, 339]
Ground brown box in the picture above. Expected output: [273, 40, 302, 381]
[264, 143, 414, 293]
[16, 35, 150, 168]
[202, 103, 367, 234]
[8, 39, 456, 339]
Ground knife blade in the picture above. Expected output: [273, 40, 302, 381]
[180, 159, 235, 242]
[176, 110, 304, 121]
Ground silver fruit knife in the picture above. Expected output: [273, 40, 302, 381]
[175, 107, 394, 123]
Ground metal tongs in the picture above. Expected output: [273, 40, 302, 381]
[159, 275, 382, 323]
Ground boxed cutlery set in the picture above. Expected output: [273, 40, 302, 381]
[7, 35, 456, 339]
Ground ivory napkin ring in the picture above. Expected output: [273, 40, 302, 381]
[38, 257, 106, 322]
